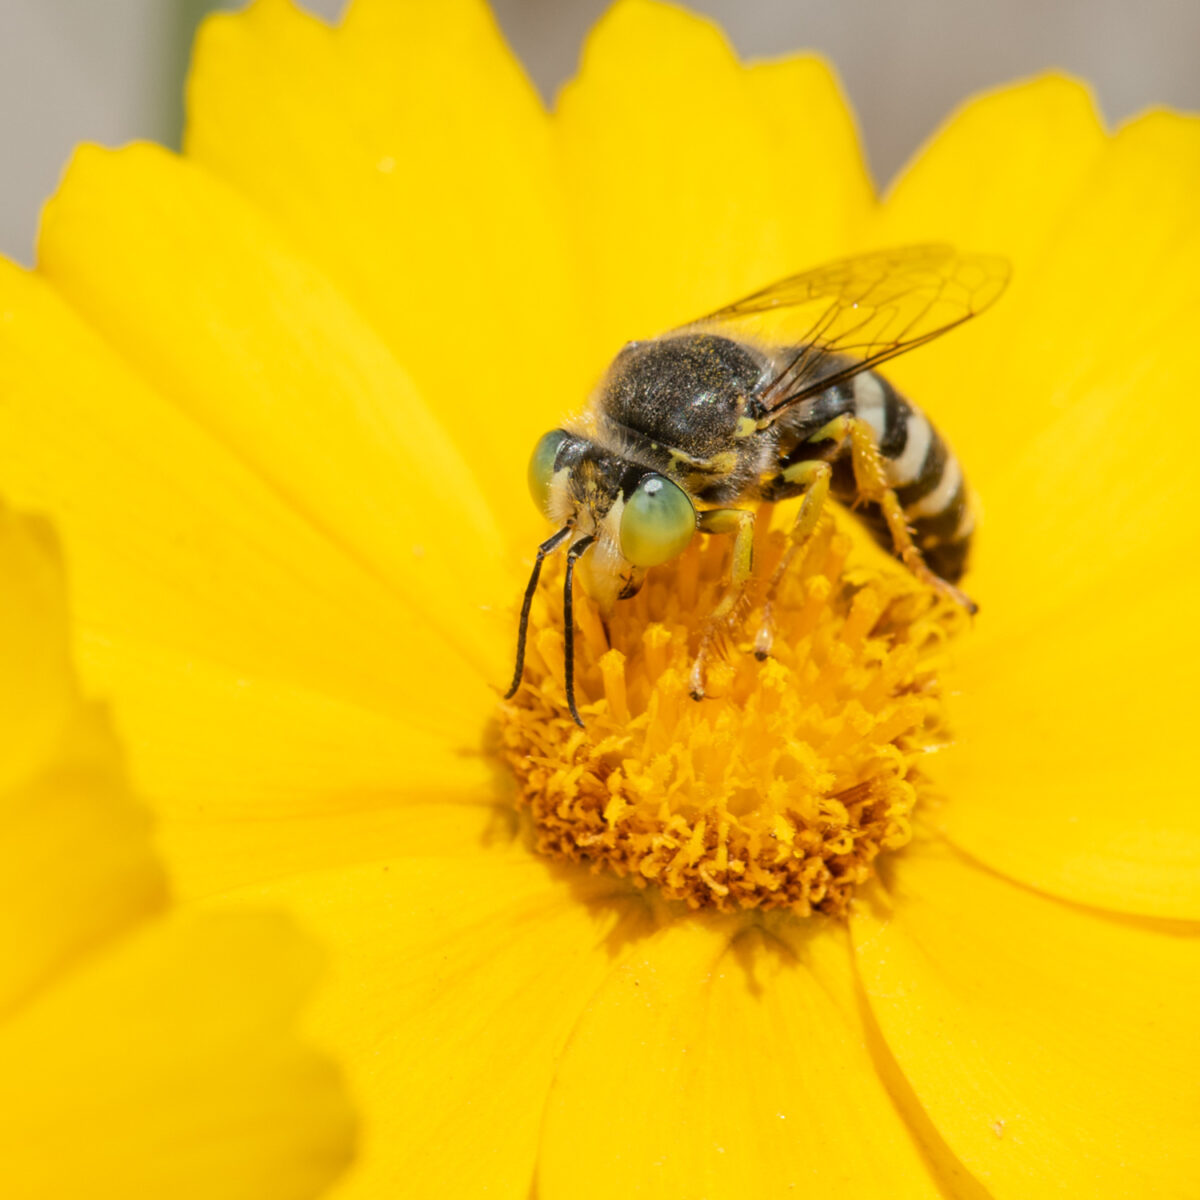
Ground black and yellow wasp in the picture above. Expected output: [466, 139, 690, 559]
[507, 245, 1010, 725]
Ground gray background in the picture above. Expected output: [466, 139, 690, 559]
[2, 0, 1197, 265]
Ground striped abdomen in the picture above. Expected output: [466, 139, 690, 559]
[783, 370, 974, 583]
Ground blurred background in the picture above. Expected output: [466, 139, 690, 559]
[2, 0, 1197, 265]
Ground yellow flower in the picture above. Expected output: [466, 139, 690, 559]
[1, 0, 1197, 1195]
[0, 506, 355, 1197]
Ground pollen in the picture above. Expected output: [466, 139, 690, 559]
[498, 518, 968, 916]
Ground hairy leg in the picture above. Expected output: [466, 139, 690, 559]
[754, 459, 832, 659]
[814, 415, 977, 613]
[690, 506, 756, 700]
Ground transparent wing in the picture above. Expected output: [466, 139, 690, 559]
[685, 244, 1010, 420]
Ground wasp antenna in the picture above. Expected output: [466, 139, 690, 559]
[504, 525, 572, 701]
[563, 534, 596, 728]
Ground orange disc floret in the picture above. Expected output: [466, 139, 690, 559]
[500, 518, 967, 915]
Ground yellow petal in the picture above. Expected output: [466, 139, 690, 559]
[869, 76, 1108, 474]
[868, 96, 1200, 915]
[0, 508, 166, 1017]
[978, 107, 1200, 486]
[0, 255, 509, 894]
[933, 522, 1200, 919]
[187, 0, 584, 541]
[925, 116, 1200, 916]
[556, 0, 875, 374]
[37, 141, 513, 684]
[0, 911, 355, 1200]
[90, 635, 499, 816]
[219, 856, 651, 1200]
[743, 53, 875, 251]
[851, 841, 1200, 1197]
[0, 480, 353, 1194]
[878, 73, 1105, 266]
[976, 108, 1200, 457]
[0, 508, 74, 793]
[0, 257, 493, 730]
[538, 918, 959, 1199]
[90, 635, 507, 898]
[161, 800, 520, 901]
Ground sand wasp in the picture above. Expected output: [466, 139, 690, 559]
[506, 245, 1010, 725]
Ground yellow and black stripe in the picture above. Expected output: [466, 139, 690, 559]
[782, 370, 974, 583]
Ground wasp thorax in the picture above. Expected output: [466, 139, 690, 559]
[603, 333, 767, 457]
[499, 518, 969, 916]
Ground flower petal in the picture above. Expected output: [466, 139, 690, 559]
[160, 801, 518, 901]
[555, 0, 874, 373]
[538, 918, 961, 1199]
[872, 94, 1200, 916]
[975, 108, 1200, 466]
[89, 637, 499, 816]
[37, 141, 514, 684]
[933, 547, 1200, 919]
[220, 856, 650, 1199]
[929, 115, 1200, 917]
[878, 74, 1106, 269]
[88, 633, 510, 898]
[0, 256, 509, 892]
[0, 508, 74, 793]
[0, 508, 166, 1016]
[0, 257, 492, 727]
[744, 53, 874, 249]
[869, 76, 1108, 475]
[0, 911, 355, 1200]
[186, 0, 585, 541]
[851, 841, 1200, 1198]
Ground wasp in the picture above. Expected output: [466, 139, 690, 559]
[506, 245, 1010, 725]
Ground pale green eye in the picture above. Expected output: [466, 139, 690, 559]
[528, 430, 567, 515]
[620, 474, 696, 567]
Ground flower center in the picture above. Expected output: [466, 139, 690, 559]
[498, 517, 967, 916]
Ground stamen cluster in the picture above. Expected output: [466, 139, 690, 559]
[499, 519, 966, 915]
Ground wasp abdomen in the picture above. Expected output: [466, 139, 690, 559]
[852, 372, 973, 583]
[780, 370, 973, 583]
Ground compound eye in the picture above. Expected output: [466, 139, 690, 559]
[619, 474, 696, 567]
[527, 429, 568, 516]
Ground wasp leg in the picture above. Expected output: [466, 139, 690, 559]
[813, 414, 977, 613]
[690, 507, 756, 700]
[753, 459, 832, 660]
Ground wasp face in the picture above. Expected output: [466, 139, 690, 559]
[510, 426, 698, 724]
[527, 429, 697, 612]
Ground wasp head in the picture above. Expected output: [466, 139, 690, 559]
[528, 430, 696, 611]
[508, 429, 698, 725]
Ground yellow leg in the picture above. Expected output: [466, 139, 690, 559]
[814, 415, 977, 613]
[755, 459, 831, 659]
[691, 507, 755, 700]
